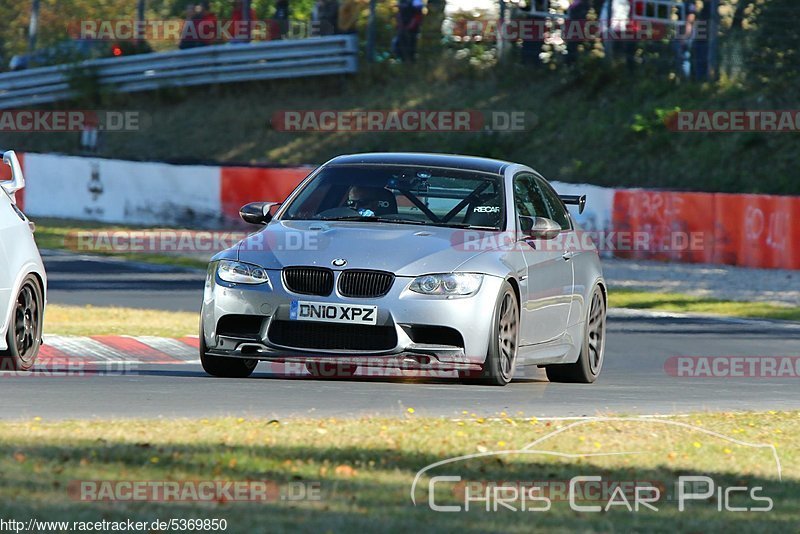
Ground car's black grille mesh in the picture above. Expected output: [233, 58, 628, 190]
[283, 267, 334, 296]
[338, 270, 394, 298]
[268, 321, 397, 351]
[216, 315, 265, 339]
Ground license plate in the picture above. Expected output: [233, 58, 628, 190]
[289, 300, 378, 325]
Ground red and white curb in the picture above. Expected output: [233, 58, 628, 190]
[38, 335, 201, 365]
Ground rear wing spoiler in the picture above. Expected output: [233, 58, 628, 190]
[1, 150, 24, 203]
[559, 194, 586, 214]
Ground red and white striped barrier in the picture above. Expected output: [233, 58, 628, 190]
[8, 152, 799, 270]
[38, 335, 200, 365]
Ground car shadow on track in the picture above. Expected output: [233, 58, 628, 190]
[63, 366, 550, 385]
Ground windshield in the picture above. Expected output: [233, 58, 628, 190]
[280, 164, 505, 230]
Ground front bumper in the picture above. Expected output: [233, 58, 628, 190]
[201, 266, 504, 371]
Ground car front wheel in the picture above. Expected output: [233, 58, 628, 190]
[1, 275, 44, 372]
[199, 324, 257, 378]
[460, 281, 519, 386]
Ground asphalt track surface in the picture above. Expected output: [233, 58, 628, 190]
[44, 250, 205, 311]
[5, 251, 798, 420]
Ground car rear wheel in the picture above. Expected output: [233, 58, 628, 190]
[305, 361, 358, 378]
[546, 284, 606, 384]
[199, 324, 257, 378]
[460, 281, 519, 386]
[1, 276, 43, 372]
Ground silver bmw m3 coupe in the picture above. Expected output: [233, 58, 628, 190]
[200, 153, 606, 385]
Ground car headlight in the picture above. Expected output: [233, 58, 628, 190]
[409, 273, 483, 297]
[217, 260, 270, 285]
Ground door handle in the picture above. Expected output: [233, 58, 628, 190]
[562, 251, 577, 261]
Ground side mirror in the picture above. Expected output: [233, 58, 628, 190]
[240, 202, 280, 225]
[1, 150, 25, 203]
[519, 216, 561, 240]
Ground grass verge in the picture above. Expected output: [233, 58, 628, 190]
[612, 290, 800, 322]
[45, 305, 199, 338]
[0, 412, 796, 532]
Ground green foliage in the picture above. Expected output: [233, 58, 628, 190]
[0, 0, 136, 60]
[0, 0, 320, 67]
[159, 0, 316, 21]
[746, 0, 800, 94]
[631, 107, 682, 134]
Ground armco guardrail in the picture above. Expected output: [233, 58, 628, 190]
[0, 35, 358, 109]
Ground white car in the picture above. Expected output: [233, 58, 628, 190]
[0, 150, 46, 370]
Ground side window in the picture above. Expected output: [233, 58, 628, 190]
[512, 173, 548, 219]
[536, 178, 571, 230]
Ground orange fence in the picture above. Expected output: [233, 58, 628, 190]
[713, 193, 800, 270]
[613, 190, 800, 270]
[220, 166, 311, 219]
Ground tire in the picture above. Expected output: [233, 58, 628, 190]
[199, 323, 257, 378]
[546, 284, 606, 384]
[460, 281, 519, 386]
[305, 361, 358, 379]
[0, 275, 44, 372]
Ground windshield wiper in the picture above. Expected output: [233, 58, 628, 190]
[319, 216, 497, 230]
[430, 222, 499, 230]
[321, 215, 427, 225]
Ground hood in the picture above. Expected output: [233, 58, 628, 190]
[235, 220, 489, 276]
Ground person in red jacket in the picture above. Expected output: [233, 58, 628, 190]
[231, 0, 257, 42]
[196, 1, 220, 46]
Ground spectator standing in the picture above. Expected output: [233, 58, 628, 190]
[600, 0, 637, 69]
[231, 0, 257, 42]
[565, 0, 590, 65]
[338, 0, 361, 34]
[395, 0, 424, 61]
[515, 0, 547, 67]
[673, 0, 697, 78]
[196, 1, 220, 46]
[274, 0, 290, 38]
[691, 0, 711, 80]
[313, 0, 340, 35]
[179, 4, 200, 49]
